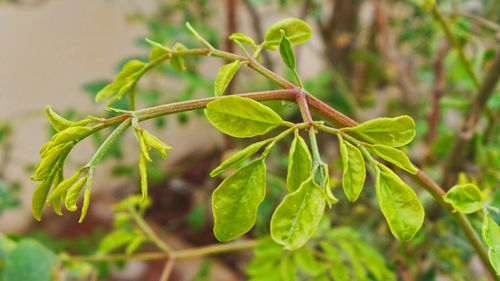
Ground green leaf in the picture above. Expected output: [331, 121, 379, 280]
[212, 158, 266, 242]
[444, 183, 483, 214]
[32, 144, 68, 181]
[287, 132, 312, 192]
[376, 170, 424, 240]
[321, 165, 338, 205]
[2, 240, 59, 281]
[293, 248, 327, 275]
[145, 38, 170, 61]
[32, 173, 57, 221]
[170, 42, 187, 72]
[205, 96, 284, 138]
[95, 60, 145, 102]
[97, 229, 136, 254]
[229, 33, 256, 46]
[483, 215, 500, 274]
[142, 129, 173, 159]
[279, 34, 295, 70]
[139, 153, 148, 200]
[339, 138, 366, 202]
[279, 255, 296, 281]
[47, 170, 82, 204]
[210, 139, 272, 177]
[214, 60, 241, 96]
[45, 106, 74, 132]
[263, 18, 312, 50]
[64, 176, 88, 212]
[346, 116, 416, 147]
[271, 178, 325, 250]
[368, 144, 417, 174]
[78, 178, 92, 223]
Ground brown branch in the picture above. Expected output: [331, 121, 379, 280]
[441, 44, 500, 189]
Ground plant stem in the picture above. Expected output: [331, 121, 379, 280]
[159, 258, 176, 281]
[87, 120, 131, 167]
[129, 207, 172, 253]
[70, 240, 257, 263]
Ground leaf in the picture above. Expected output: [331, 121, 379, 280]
[279, 34, 295, 70]
[142, 129, 173, 159]
[346, 116, 416, 147]
[95, 60, 145, 102]
[212, 158, 266, 242]
[64, 176, 88, 212]
[369, 144, 417, 174]
[286, 132, 312, 192]
[47, 170, 82, 204]
[32, 145, 68, 181]
[279, 255, 296, 281]
[271, 178, 325, 250]
[97, 229, 136, 254]
[293, 248, 327, 275]
[339, 138, 366, 202]
[321, 165, 338, 205]
[2, 240, 59, 281]
[45, 106, 73, 132]
[444, 183, 483, 214]
[78, 178, 92, 223]
[170, 42, 187, 72]
[376, 170, 424, 240]
[205, 96, 284, 138]
[483, 215, 500, 274]
[146, 38, 170, 61]
[263, 18, 312, 49]
[139, 153, 148, 200]
[210, 139, 272, 177]
[32, 173, 57, 221]
[229, 33, 256, 46]
[214, 60, 241, 96]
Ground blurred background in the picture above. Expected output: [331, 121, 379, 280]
[1, 0, 500, 280]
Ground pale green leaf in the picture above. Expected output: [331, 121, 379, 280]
[279, 256, 296, 281]
[97, 229, 136, 254]
[339, 138, 366, 202]
[482, 214, 500, 275]
[145, 38, 170, 61]
[78, 178, 92, 223]
[376, 170, 424, 240]
[271, 178, 325, 250]
[210, 139, 272, 177]
[45, 106, 74, 132]
[212, 158, 266, 242]
[346, 116, 416, 147]
[215, 60, 241, 96]
[279, 34, 295, 70]
[32, 173, 57, 221]
[142, 129, 173, 159]
[170, 42, 187, 72]
[263, 18, 312, 49]
[369, 144, 417, 174]
[47, 170, 82, 204]
[95, 60, 145, 102]
[139, 153, 148, 200]
[292, 248, 327, 275]
[287, 132, 312, 192]
[64, 176, 88, 212]
[205, 96, 284, 138]
[444, 183, 483, 214]
[229, 33, 256, 46]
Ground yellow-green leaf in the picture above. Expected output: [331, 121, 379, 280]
[170, 42, 187, 72]
[263, 18, 312, 50]
[45, 106, 74, 132]
[287, 132, 311, 192]
[146, 38, 170, 61]
[482, 214, 500, 274]
[229, 33, 256, 46]
[214, 60, 241, 96]
[444, 183, 483, 214]
[376, 170, 424, 240]
[32, 145, 68, 181]
[64, 176, 88, 212]
[47, 170, 82, 204]
[346, 116, 416, 147]
[279, 255, 296, 281]
[369, 144, 417, 174]
[78, 177, 92, 223]
[139, 153, 148, 201]
[142, 129, 173, 159]
[32, 173, 57, 221]
[210, 139, 272, 177]
[205, 96, 284, 138]
[95, 60, 145, 102]
[339, 138, 366, 202]
[271, 178, 325, 250]
[212, 158, 266, 242]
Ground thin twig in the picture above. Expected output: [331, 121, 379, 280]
[129, 208, 172, 253]
[159, 258, 176, 281]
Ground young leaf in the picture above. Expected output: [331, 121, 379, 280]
[139, 153, 148, 200]
[214, 60, 241, 96]
[205, 96, 285, 138]
[286, 132, 312, 192]
[376, 170, 424, 240]
[170, 42, 187, 72]
[444, 183, 483, 214]
[142, 129, 173, 159]
[64, 176, 88, 212]
[279, 255, 296, 281]
[279, 34, 296, 70]
[339, 138, 366, 202]
[271, 178, 325, 250]
[146, 38, 170, 61]
[368, 144, 417, 174]
[229, 33, 256, 46]
[346, 116, 416, 147]
[95, 60, 145, 102]
[212, 158, 266, 242]
[293, 248, 328, 275]
[45, 106, 74, 132]
[321, 164, 338, 205]
[263, 18, 312, 49]
[210, 139, 272, 177]
[32, 145, 68, 181]
[482, 214, 500, 274]
[32, 173, 56, 221]
[78, 177, 92, 223]
[47, 170, 82, 204]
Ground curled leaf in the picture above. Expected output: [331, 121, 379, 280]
[142, 129, 173, 159]
[229, 33, 256, 46]
[78, 176, 93, 223]
[47, 170, 82, 204]
[45, 106, 74, 132]
[64, 176, 89, 212]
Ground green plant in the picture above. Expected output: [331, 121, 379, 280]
[23, 16, 500, 281]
